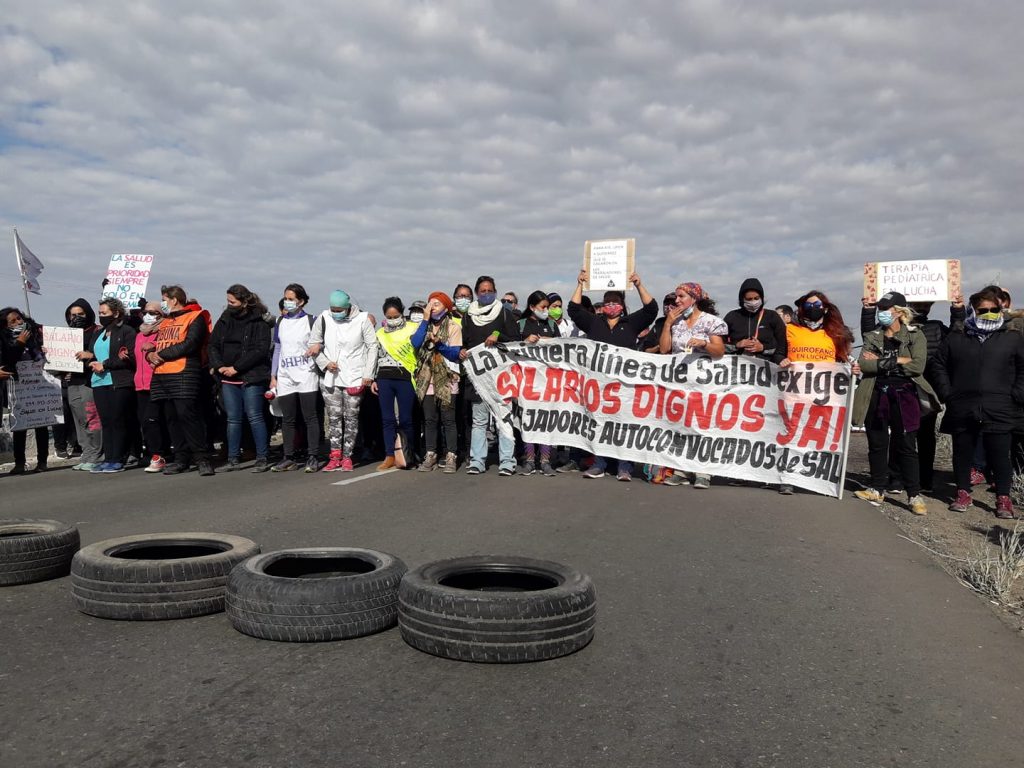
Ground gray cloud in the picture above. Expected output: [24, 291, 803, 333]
[2, 0, 1023, 324]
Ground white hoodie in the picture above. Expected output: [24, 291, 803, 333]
[310, 307, 379, 389]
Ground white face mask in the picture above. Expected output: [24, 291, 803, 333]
[282, 299, 298, 313]
[743, 299, 762, 313]
[534, 309, 549, 321]
[385, 317, 406, 330]
[409, 312, 424, 323]
[142, 313, 160, 325]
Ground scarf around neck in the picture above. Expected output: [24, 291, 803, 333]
[414, 316, 456, 407]
[965, 306, 1004, 342]
[467, 299, 503, 326]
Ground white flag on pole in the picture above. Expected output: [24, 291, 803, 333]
[15, 231, 44, 294]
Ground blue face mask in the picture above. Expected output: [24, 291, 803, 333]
[283, 299, 298, 313]
[682, 305, 695, 319]
[331, 310, 349, 322]
[477, 292, 497, 306]
[877, 310, 895, 327]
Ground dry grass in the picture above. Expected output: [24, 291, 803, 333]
[955, 523, 1024, 607]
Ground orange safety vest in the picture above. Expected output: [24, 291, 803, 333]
[153, 309, 209, 375]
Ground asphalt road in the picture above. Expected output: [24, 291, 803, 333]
[2, 448, 1023, 768]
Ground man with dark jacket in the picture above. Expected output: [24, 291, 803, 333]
[723, 278, 788, 364]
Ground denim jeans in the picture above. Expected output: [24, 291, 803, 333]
[592, 456, 633, 475]
[470, 400, 514, 471]
[221, 383, 269, 460]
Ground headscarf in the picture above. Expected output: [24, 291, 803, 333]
[678, 282, 707, 301]
[965, 304, 1005, 342]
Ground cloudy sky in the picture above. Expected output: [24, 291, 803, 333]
[2, 1, 1022, 325]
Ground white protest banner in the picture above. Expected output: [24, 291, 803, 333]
[584, 238, 635, 291]
[465, 339, 855, 498]
[863, 259, 961, 303]
[3, 360, 64, 431]
[102, 253, 155, 307]
[42, 326, 84, 373]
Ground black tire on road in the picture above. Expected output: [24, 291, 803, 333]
[0, 519, 80, 586]
[226, 548, 407, 642]
[70, 532, 260, 620]
[398, 555, 597, 663]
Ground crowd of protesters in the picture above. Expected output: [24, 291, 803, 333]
[2, 270, 1022, 519]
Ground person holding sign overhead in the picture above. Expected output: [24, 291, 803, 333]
[569, 268, 658, 480]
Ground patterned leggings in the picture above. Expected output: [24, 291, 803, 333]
[322, 386, 363, 457]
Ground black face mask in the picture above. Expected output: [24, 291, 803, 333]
[99, 315, 116, 328]
[68, 315, 87, 328]
[803, 306, 826, 322]
[229, 306, 246, 317]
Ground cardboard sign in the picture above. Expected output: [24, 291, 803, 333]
[863, 259, 961, 303]
[102, 253, 155, 308]
[584, 238, 636, 291]
[43, 326, 84, 373]
[465, 340, 855, 498]
[3, 360, 64, 431]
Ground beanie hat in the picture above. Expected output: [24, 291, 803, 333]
[429, 291, 454, 311]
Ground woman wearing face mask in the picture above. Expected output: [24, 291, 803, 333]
[1, 308, 50, 474]
[372, 297, 418, 470]
[408, 301, 427, 324]
[933, 288, 1024, 519]
[81, 298, 137, 473]
[547, 293, 579, 339]
[516, 291, 560, 476]
[780, 290, 852, 366]
[568, 269, 658, 481]
[723, 278, 788, 363]
[134, 301, 171, 472]
[270, 283, 322, 472]
[452, 284, 474, 320]
[657, 283, 727, 489]
[208, 284, 273, 473]
[412, 292, 463, 473]
[307, 290, 378, 472]
[61, 298, 103, 470]
[145, 285, 214, 476]
[851, 292, 936, 516]
[461, 276, 522, 475]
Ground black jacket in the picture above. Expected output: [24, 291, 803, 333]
[723, 278, 787, 363]
[518, 316, 559, 340]
[933, 328, 1024, 434]
[1, 321, 45, 411]
[61, 298, 98, 386]
[568, 299, 658, 349]
[208, 309, 272, 385]
[86, 323, 137, 389]
[461, 307, 522, 349]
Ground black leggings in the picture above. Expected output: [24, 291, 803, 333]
[13, 428, 48, 466]
[93, 386, 136, 464]
[137, 390, 171, 458]
[422, 394, 456, 455]
[278, 390, 321, 459]
[162, 397, 207, 465]
[952, 430, 1013, 496]
[865, 389, 920, 497]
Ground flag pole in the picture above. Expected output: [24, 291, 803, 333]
[13, 227, 31, 316]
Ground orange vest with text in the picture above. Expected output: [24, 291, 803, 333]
[153, 309, 207, 375]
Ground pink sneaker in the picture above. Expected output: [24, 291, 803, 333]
[322, 450, 344, 472]
[341, 457, 354, 472]
[948, 489, 972, 513]
[970, 468, 987, 486]
[144, 455, 166, 473]
[996, 495, 1017, 520]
